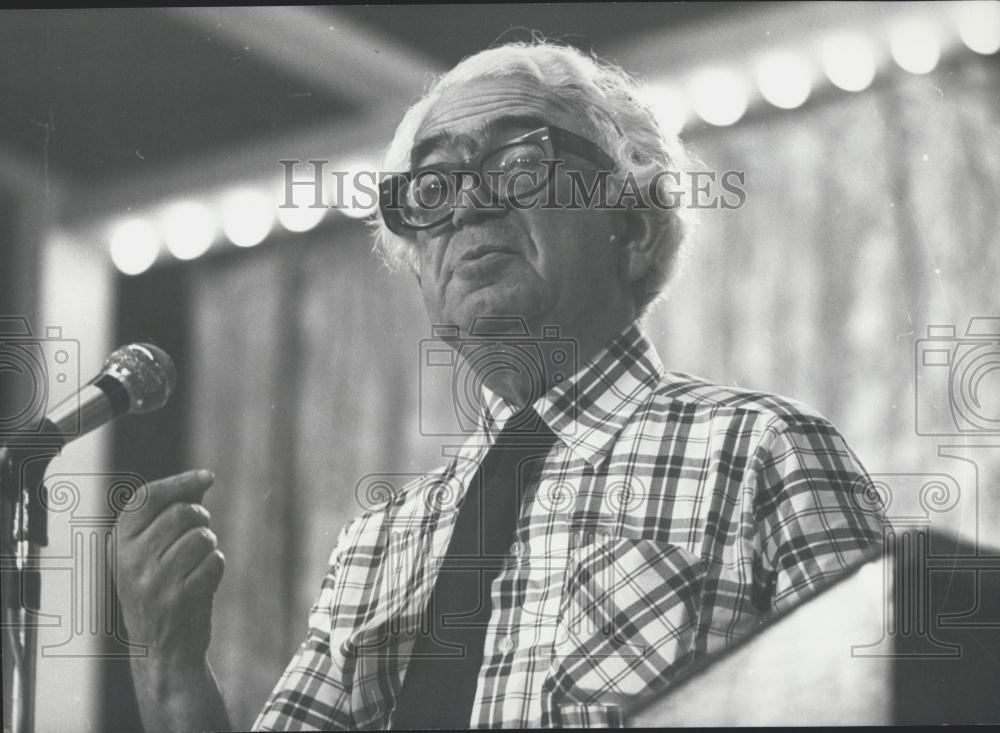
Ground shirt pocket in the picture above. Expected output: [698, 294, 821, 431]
[544, 537, 706, 708]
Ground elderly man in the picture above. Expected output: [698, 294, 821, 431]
[114, 42, 886, 730]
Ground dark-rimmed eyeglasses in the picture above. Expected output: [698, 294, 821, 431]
[378, 125, 616, 235]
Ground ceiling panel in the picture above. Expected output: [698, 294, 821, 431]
[0, 3, 758, 192]
[329, 2, 757, 68]
[0, 8, 355, 181]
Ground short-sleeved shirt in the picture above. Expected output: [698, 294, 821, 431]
[254, 322, 886, 729]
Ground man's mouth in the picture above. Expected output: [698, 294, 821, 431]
[459, 245, 518, 262]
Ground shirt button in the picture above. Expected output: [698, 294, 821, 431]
[510, 541, 526, 557]
[496, 636, 515, 654]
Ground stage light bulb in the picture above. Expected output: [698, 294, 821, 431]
[690, 69, 748, 127]
[161, 200, 217, 261]
[221, 188, 274, 248]
[821, 34, 878, 92]
[756, 52, 813, 109]
[277, 183, 327, 233]
[890, 20, 941, 75]
[109, 218, 160, 275]
[642, 82, 689, 135]
[330, 162, 380, 219]
[956, 1, 1000, 55]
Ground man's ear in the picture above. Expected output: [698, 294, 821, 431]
[616, 212, 658, 284]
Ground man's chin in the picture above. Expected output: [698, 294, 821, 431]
[451, 300, 543, 337]
[445, 283, 546, 332]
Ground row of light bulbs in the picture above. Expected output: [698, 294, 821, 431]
[109, 1, 1000, 275]
[642, 1, 1000, 130]
[109, 170, 377, 275]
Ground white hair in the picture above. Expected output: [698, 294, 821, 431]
[370, 40, 694, 315]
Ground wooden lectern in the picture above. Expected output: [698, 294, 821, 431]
[626, 529, 1000, 726]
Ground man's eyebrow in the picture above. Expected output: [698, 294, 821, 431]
[410, 131, 467, 169]
[410, 114, 550, 168]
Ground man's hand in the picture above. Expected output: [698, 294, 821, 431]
[111, 469, 231, 731]
[114, 468, 224, 666]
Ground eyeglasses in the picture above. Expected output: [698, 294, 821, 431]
[378, 125, 616, 235]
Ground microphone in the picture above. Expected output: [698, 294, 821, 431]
[43, 342, 177, 447]
[0, 343, 176, 542]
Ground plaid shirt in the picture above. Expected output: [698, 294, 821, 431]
[254, 322, 886, 729]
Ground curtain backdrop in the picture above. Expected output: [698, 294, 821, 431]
[186, 57, 1000, 726]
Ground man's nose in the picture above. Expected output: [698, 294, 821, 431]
[451, 176, 506, 229]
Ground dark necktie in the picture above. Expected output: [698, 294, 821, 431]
[390, 409, 559, 729]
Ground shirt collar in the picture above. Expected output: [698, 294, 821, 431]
[478, 321, 664, 467]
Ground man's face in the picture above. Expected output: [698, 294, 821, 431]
[409, 76, 624, 338]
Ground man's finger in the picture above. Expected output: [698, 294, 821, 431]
[161, 525, 219, 580]
[138, 502, 213, 561]
[118, 469, 214, 538]
[183, 549, 226, 597]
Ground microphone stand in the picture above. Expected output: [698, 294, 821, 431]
[1, 437, 59, 733]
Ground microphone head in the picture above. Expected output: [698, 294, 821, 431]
[102, 343, 177, 414]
